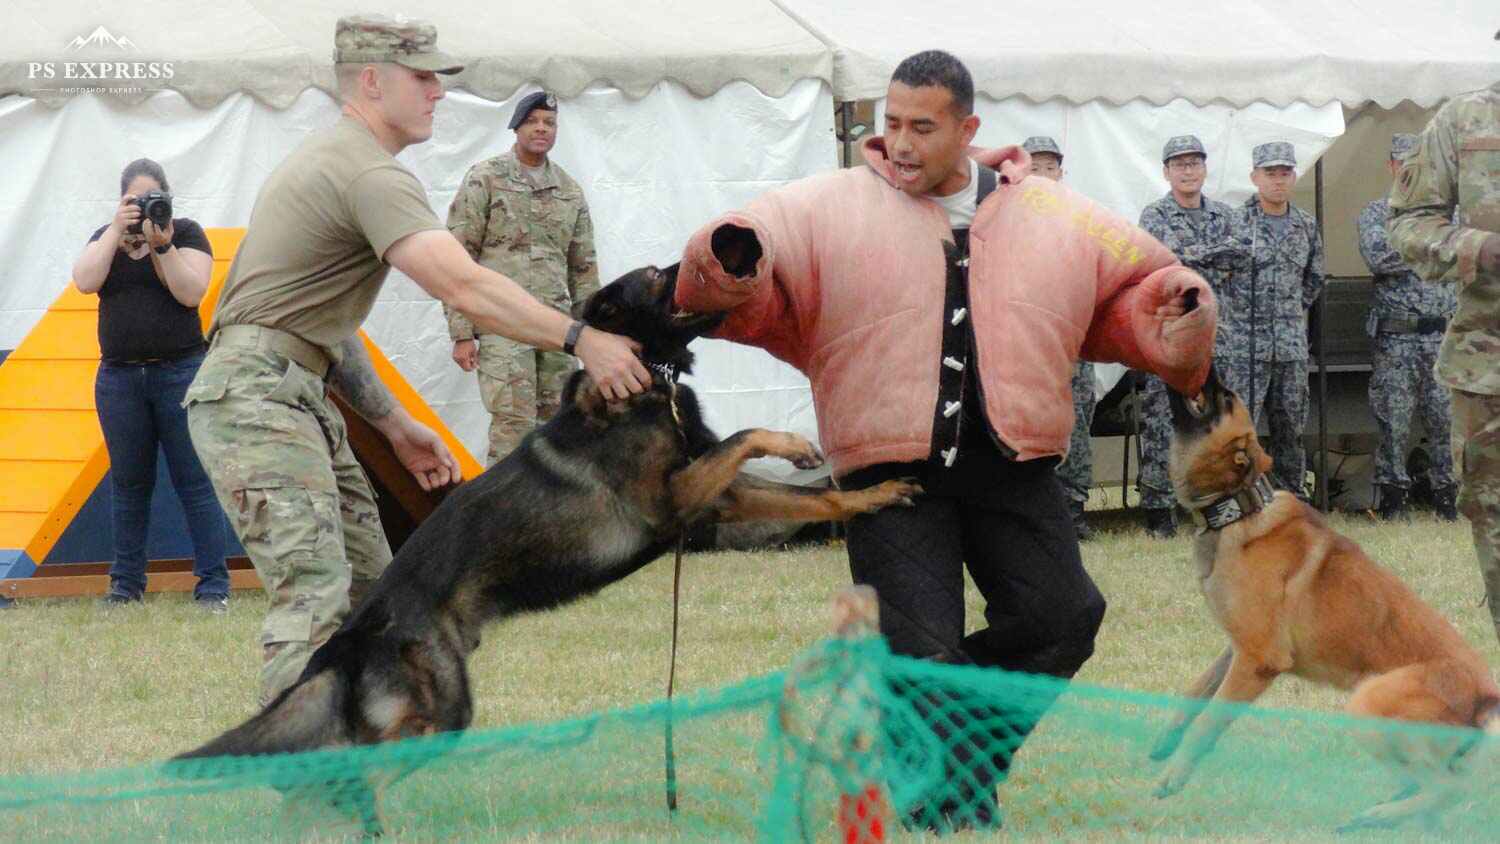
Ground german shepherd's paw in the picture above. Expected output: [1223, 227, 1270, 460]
[757, 431, 825, 469]
[857, 478, 922, 512]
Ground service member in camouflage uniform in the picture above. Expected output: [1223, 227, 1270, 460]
[1359, 132, 1459, 521]
[1389, 44, 1500, 645]
[185, 16, 647, 705]
[1137, 134, 1246, 537]
[1219, 141, 1326, 499]
[445, 91, 601, 465]
[1024, 135, 1096, 539]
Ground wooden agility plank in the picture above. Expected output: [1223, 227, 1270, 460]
[0, 568, 263, 599]
[0, 226, 479, 593]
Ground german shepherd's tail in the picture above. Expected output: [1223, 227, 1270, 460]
[171, 668, 349, 764]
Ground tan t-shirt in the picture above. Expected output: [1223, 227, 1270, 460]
[210, 115, 444, 361]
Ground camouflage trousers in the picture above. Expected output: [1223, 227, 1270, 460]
[1370, 332, 1456, 489]
[476, 334, 575, 467]
[1056, 362, 1097, 505]
[1218, 357, 1309, 498]
[184, 346, 391, 706]
[1451, 390, 1500, 646]
[1134, 373, 1176, 510]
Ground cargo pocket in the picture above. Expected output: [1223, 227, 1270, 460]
[234, 486, 346, 647]
[262, 360, 309, 409]
[476, 336, 520, 416]
[181, 367, 229, 410]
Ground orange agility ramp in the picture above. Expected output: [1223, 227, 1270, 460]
[0, 228, 481, 599]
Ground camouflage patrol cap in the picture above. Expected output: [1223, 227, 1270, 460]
[334, 14, 463, 75]
[1389, 133, 1419, 161]
[1162, 134, 1206, 162]
[1022, 135, 1062, 159]
[508, 91, 558, 130]
[1252, 141, 1296, 169]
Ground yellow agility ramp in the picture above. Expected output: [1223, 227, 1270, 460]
[0, 227, 480, 598]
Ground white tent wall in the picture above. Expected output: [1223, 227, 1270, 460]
[777, 0, 1500, 109]
[0, 80, 836, 476]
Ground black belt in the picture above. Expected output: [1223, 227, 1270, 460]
[1377, 316, 1447, 335]
[103, 344, 206, 366]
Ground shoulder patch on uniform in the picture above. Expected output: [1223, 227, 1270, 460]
[1397, 165, 1418, 193]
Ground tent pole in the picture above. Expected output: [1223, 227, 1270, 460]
[837, 101, 855, 168]
[1314, 158, 1329, 512]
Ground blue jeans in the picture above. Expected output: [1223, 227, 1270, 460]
[95, 352, 228, 599]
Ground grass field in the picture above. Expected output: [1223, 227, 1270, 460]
[1, 510, 1496, 839]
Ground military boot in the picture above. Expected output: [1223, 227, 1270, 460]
[1070, 499, 1094, 541]
[1144, 507, 1177, 539]
[1432, 485, 1460, 522]
[1375, 485, 1408, 521]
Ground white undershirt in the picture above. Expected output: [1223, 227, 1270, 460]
[928, 158, 979, 229]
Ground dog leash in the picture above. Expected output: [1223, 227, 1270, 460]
[651, 359, 685, 816]
[665, 534, 683, 814]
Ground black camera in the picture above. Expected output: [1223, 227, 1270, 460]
[127, 191, 173, 235]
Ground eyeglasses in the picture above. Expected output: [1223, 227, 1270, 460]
[1167, 159, 1205, 172]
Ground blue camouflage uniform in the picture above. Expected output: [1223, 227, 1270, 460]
[1358, 133, 1458, 507]
[1219, 142, 1326, 499]
[1137, 134, 1245, 517]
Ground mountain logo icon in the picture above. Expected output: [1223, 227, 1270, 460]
[66, 26, 137, 51]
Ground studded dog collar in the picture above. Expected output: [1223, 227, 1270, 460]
[1189, 473, 1277, 534]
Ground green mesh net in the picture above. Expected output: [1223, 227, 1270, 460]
[3, 635, 1496, 841]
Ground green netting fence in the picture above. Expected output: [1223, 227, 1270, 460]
[2, 635, 1496, 841]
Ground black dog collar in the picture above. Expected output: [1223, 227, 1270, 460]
[1190, 473, 1277, 534]
[646, 361, 679, 383]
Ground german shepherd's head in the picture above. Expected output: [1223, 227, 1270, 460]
[579, 263, 726, 374]
[1167, 366, 1273, 507]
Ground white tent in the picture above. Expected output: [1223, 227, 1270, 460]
[778, 0, 1498, 110]
[0, 1, 836, 476]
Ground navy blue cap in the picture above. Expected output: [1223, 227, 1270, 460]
[508, 91, 558, 130]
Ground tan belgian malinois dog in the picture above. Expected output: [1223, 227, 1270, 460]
[1150, 367, 1499, 831]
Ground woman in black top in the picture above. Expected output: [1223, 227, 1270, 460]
[72, 159, 230, 611]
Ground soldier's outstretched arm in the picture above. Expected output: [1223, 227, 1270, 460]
[1389, 111, 1498, 286]
[385, 228, 650, 400]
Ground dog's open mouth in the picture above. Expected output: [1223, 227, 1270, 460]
[670, 309, 723, 333]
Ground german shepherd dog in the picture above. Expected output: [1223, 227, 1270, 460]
[170, 263, 920, 834]
[1150, 368, 1499, 831]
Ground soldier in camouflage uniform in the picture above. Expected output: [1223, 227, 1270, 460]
[185, 17, 646, 706]
[1389, 43, 1500, 645]
[1024, 135, 1096, 539]
[1219, 141, 1326, 500]
[1359, 133, 1459, 521]
[446, 91, 600, 466]
[1137, 134, 1246, 537]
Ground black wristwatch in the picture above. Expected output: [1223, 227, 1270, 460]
[154, 243, 172, 255]
[563, 320, 586, 356]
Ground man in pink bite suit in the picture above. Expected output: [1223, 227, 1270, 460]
[674, 51, 1218, 832]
